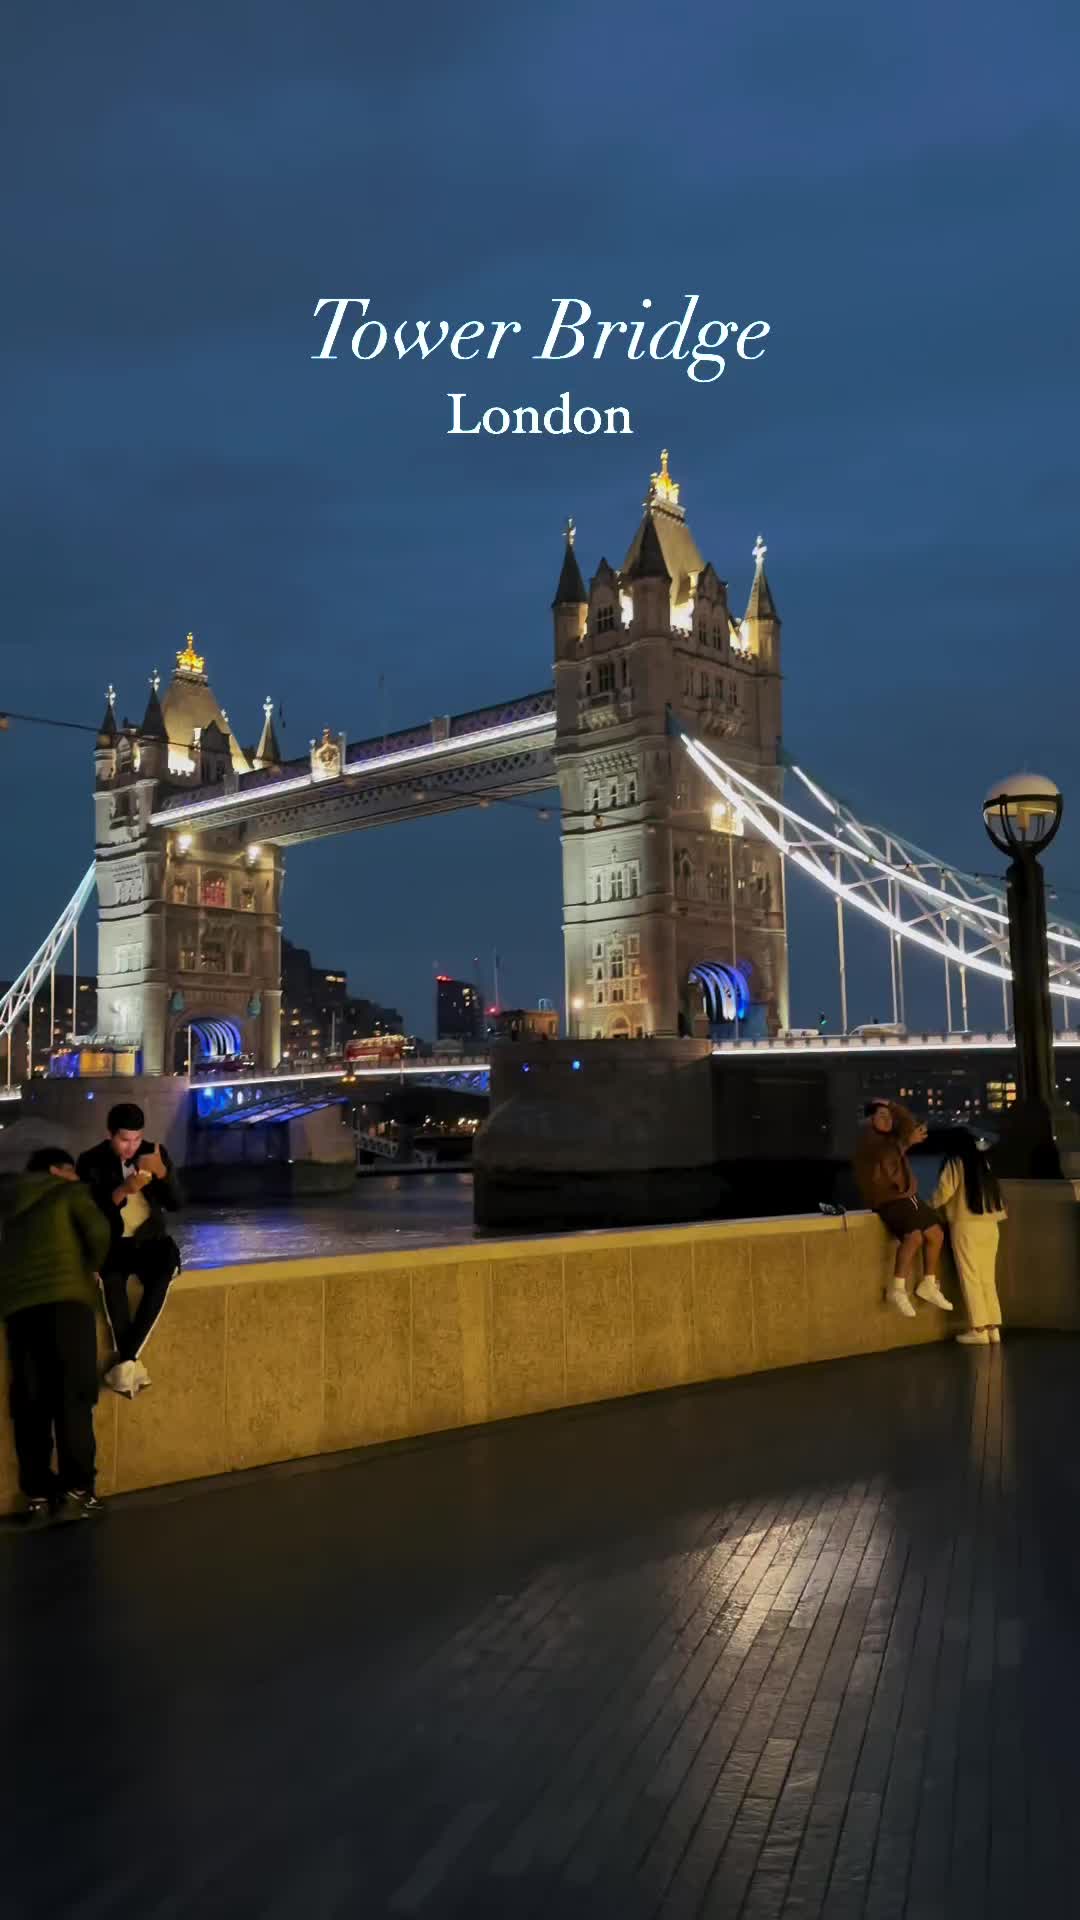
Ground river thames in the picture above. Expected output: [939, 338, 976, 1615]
[176, 1170, 477, 1268]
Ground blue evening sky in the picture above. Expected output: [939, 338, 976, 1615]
[2, 0, 1078, 1033]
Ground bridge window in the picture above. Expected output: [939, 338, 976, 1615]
[610, 951, 624, 980]
[597, 662, 615, 694]
[608, 782, 618, 808]
[589, 786, 601, 814]
[612, 869, 624, 900]
[611, 984, 625, 1003]
[178, 946, 196, 972]
[583, 669, 593, 697]
[597, 604, 616, 634]
[728, 681, 740, 706]
[201, 872, 227, 909]
[674, 851, 694, 899]
[171, 879, 191, 905]
[628, 864, 639, 898]
[625, 773, 638, 804]
[627, 934, 639, 955]
[591, 872, 602, 903]
[699, 672, 709, 698]
[200, 942, 226, 973]
[713, 625, 724, 649]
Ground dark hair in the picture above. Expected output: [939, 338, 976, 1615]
[26, 1147, 75, 1174]
[935, 1127, 1003, 1216]
[107, 1103, 145, 1134]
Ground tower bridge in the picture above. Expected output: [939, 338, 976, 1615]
[3, 447, 1079, 1091]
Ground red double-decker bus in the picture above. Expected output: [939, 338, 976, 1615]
[345, 1034, 407, 1068]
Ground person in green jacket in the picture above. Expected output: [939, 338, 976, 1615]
[0, 1147, 111, 1525]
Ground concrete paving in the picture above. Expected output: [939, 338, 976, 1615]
[2, 1334, 1078, 1917]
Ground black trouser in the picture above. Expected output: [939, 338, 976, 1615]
[101, 1236, 181, 1363]
[6, 1301, 98, 1497]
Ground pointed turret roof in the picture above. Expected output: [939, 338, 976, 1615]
[622, 450, 702, 599]
[141, 671, 168, 741]
[98, 684, 118, 740]
[160, 632, 251, 775]
[552, 518, 587, 607]
[624, 511, 671, 584]
[744, 534, 779, 622]
[590, 556, 619, 593]
[255, 695, 282, 768]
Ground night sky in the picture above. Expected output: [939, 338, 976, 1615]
[3, 1, 1078, 1036]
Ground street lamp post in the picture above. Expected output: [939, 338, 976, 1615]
[982, 772, 1080, 1177]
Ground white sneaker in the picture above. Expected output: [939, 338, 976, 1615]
[915, 1279, 954, 1311]
[104, 1360, 139, 1398]
[887, 1288, 917, 1319]
[131, 1359, 152, 1393]
[956, 1329, 990, 1345]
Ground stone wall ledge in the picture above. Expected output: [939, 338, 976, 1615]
[1, 1189, 1073, 1512]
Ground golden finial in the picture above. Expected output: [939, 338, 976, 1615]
[753, 534, 767, 568]
[649, 448, 680, 507]
[175, 631, 205, 675]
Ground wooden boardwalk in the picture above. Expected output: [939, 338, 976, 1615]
[2, 1334, 1078, 1917]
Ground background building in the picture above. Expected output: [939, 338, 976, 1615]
[436, 976, 485, 1047]
[487, 1006, 559, 1042]
[282, 939, 402, 1064]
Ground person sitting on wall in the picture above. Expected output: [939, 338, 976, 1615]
[77, 1103, 182, 1399]
[853, 1098, 952, 1319]
[0, 1147, 111, 1524]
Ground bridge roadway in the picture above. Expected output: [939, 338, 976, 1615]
[1, 1332, 1076, 1915]
[149, 687, 557, 843]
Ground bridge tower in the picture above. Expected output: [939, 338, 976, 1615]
[92, 637, 284, 1075]
[553, 453, 789, 1040]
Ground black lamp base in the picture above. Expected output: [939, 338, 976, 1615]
[989, 1098, 1080, 1181]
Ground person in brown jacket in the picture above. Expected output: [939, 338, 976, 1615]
[853, 1098, 952, 1319]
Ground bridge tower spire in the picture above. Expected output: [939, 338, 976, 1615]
[552, 518, 588, 661]
[554, 452, 789, 1039]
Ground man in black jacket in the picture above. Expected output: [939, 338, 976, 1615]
[77, 1102, 182, 1399]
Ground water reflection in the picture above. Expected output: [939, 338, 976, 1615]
[178, 1172, 476, 1269]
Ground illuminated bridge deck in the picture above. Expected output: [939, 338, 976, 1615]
[3, 1334, 1077, 1916]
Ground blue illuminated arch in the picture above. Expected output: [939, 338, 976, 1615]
[186, 1018, 243, 1062]
[689, 962, 750, 1025]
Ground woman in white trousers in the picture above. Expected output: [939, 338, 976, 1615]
[931, 1129, 1006, 1346]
